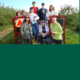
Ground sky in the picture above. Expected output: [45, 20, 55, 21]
[0, 0, 79, 13]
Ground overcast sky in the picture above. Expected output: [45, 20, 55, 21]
[0, 0, 79, 13]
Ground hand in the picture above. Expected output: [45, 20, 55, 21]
[51, 29, 54, 33]
[24, 37, 27, 40]
[42, 35, 45, 38]
[52, 32, 55, 37]
[34, 16, 37, 18]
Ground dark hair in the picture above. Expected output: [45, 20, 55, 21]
[16, 11, 21, 16]
[30, 7, 34, 10]
[23, 15, 32, 26]
[22, 11, 25, 13]
[32, 1, 36, 4]
[41, 3, 45, 5]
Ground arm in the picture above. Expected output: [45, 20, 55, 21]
[29, 24, 33, 38]
[29, 7, 31, 13]
[20, 23, 24, 38]
[46, 11, 49, 20]
[38, 9, 40, 20]
[45, 32, 49, 36]
[45, 26, 49, 36]
[34, 14, 39, 21]
[39, 26, 43, 36]
[54, 24, 63, 34]
[37, 7, 39, 15]
[53, 10, 58, 16]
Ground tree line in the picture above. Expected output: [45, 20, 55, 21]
[0, 2, 27, 25]
[0, 3, 79, 31]
[58, 4, 79, 31]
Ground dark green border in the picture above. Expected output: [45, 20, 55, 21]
[79, 1, 80, 44]
[0, 1, 80, 80]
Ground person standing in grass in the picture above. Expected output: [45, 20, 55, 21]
[29, 1, 39, 15]
[39, 20, 49, 44]
[20, 15, 33, 44]
[45, 17, 63, 44]
[29, 8, 39, 43]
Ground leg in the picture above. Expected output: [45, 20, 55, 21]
[32, 24, 37, 40]
[55, 40, 63, 44]
[21, 38, 27, 44]
[35, 22, 38, 41]
[45, 35, 49, 39]
[45, 36, 54, 44]
[39, 35, 43, 44]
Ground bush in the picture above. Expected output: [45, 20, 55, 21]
[0, 3, 27, 26]
[58, 4, 79, 31]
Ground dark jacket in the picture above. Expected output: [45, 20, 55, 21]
[29, 7, 39, 15]
[38, 8, 47, 20]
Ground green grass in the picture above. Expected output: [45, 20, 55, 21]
[0, 30, 15, 44]
[0, 24, 13, 31]
[65, 28, 79, 44]
[66, 25, 79, 32]
[0, 27, 79, 44]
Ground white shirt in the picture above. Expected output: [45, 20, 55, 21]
[39, 25, 49, 35]
[46, 10, 58, 20]
[30, 13, 39, 24]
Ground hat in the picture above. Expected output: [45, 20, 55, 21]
[42, 3, 45, 5]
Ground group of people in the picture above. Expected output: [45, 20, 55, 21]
[15, 1, 63, 44]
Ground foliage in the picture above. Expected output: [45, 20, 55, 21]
[0, 2, 28, 25]
[59, 4, 79, 31]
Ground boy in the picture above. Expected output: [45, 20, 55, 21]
[39, 20, 49, 44]
[38, 3, 47, 21]
[29, 2, 39, 15]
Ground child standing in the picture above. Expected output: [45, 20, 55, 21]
[29, 8, 39, 43]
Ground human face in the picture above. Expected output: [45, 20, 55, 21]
[42, 5, 45, 8]
[22, 12, 25, 16]
[33, 3, 36, 7]
[52, 18, 57, 24]
[50, 6, 53, 11]
[17, 13, 21, 17]
[42, 21, 45, 27]
[25, 16, 29, 21]
[31, 9, 34, 13]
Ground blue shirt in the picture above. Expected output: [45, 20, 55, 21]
[42, 8, 45, 19]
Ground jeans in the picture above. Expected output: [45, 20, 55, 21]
[32, 22, 38, 41]
[45, 36, 62, 44]
[39, 35, 49, 44]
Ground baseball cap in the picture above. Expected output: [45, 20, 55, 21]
[41, 3, 45, 5]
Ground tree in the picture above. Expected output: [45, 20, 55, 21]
[59, 4, 79, 31]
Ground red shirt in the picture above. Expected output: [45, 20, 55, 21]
[32, 7, 38, 14]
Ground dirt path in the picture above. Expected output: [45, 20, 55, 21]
[0, 27, 13, 40]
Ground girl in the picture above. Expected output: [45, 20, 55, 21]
[45, 17, 63, 44]
[20, 15, 33, 44]
[29, 8, 39, 43]
[46, 5, 58, 24]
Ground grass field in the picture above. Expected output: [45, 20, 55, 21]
[0, 25, 79, 44]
